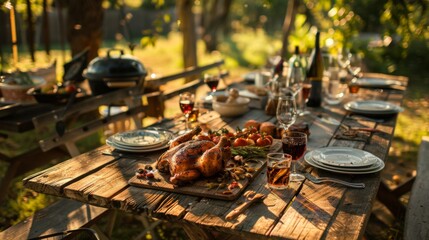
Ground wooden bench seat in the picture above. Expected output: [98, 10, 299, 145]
[0, 199, 109, 240]
[404, 136, 429, 240]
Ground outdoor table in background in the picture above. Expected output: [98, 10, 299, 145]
[22, 73, 408, 239]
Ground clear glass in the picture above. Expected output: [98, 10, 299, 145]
[276, 96, 297, 131]
[323, 67, 347, 105]
[281, 131, 307, 182]
[179, 92, 195, 133]
[266, 153, 292, 190]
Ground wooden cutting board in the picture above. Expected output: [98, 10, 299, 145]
[128, 140, 282, 200]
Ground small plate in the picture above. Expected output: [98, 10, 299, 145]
[344, 100, 403, 115]
[110, 129, 171, 147]
[355, 78, 402, 88]
[310, 147, 379, 167]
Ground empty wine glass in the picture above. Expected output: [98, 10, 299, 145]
[204, 74, 220, 101]
[276, 96, 298, 131]
[179, 92, 195, 133]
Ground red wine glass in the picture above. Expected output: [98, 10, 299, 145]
[179, 92, 195, 133]
[204, 74, 220, 101]
[281, 131, 307, 182]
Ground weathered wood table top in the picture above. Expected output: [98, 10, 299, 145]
[23, 73, 408, 239]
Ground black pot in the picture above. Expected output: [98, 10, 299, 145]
[83, 49, 147, 95]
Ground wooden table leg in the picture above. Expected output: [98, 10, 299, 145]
[0, 160, 21, 202]
[377, 181, 406, 220]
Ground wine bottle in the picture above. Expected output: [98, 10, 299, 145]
[286, 46, 305, 95]
[306, 31, 324, 107]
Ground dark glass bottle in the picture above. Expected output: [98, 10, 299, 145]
[306, 31, 324, 108]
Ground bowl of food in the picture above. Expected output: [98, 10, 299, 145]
[212, 89, 250, 117]
[27, 82, 82, 104]
[0, 72, 46, 103]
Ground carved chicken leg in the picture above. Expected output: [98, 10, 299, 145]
[196, 136, 228, 177]
[169, 126, 202, 148]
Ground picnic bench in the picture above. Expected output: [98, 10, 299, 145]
[18, 72, 409, 239]
[404, 136, 429, 240]
[0, 59, 228, 238]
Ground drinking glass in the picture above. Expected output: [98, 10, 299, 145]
[179, 92, 195, 133]
[299, 78, 312, 116]
[276, 96, 297, 131]
[348, 77, 360, 99]
[266, 153, 292, 190]
[204, 74, 220, 101]
[281, 131, 307, 182]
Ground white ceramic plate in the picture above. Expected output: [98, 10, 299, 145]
[106, 138, 169, 152]
[306, 150, 383, 171]
[344, 100, 403, 115]
[355, 78, 402, 88]
[304, 151, 385, 174]
[109, 129, 171, 147]
[310, 147, 379, 167]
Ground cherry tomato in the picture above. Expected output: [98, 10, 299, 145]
[265, 135, 274, 144]
[246, 126, 259, 134]
[222, 131, 235, 139]
[248, 133, 261, 142]
[65, 84, 77, 93]
[246, 138, 255, 146]
[256, 136, 271, 147]
[233, 137, 248, 147]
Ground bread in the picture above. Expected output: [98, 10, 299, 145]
[259, 122, 276, 136]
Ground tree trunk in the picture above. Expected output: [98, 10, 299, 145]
[26, 0, 35, 62]
[42, 0, 50, 56]
[177, 0, 198, 82]
[66, 0, 103, 61]
[281, 0, 298, 58]
[201, 0, 232, 52]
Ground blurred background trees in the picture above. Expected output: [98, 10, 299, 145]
[1, 0, 428, 77]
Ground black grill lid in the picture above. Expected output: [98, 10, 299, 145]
[83, 49, 147, 80]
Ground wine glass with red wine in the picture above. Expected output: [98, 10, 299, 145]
[179, 92, 195, 133]
[281, 131, 307, 182]
[204, 74, 220, 101]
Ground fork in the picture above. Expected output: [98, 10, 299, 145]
[225, 191, 266, 220]
[304, 172, 365, 189]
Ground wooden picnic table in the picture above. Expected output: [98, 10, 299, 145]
[23, 73, 408, 239]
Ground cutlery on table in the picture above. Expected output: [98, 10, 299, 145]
[304, 172, 365, 189]
[340, 124, 383, 133]
[225, 191, 266, 220]
[347, 114, 386, 123]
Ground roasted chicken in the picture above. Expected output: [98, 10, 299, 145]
[156, 129, 230, 185]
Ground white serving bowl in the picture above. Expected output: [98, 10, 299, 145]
[212, 96, 250, 117]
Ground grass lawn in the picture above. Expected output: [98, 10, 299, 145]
[0, 31, 428, 239]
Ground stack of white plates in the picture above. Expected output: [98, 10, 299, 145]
[355, 78, 403, 88]
[344, 100, 403, 115]
[106, 129, 174, 152]
[304, 147, 385, 174]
